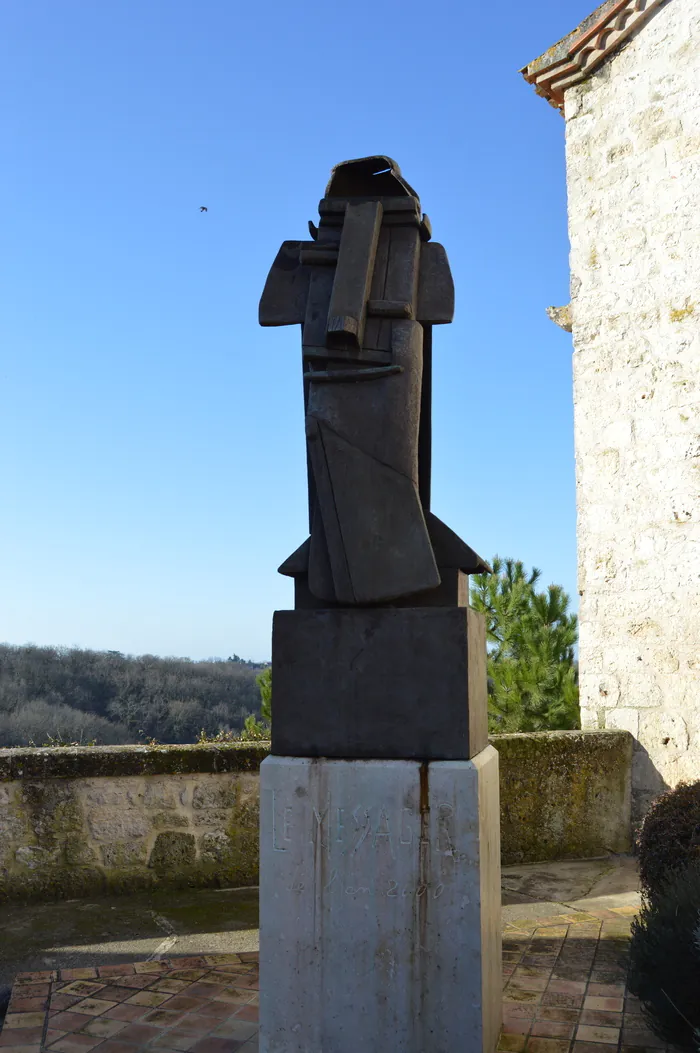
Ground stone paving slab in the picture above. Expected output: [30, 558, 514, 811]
[0, 903, 678, 1053]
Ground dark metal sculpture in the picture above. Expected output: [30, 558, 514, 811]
[260, 156, 487, 608]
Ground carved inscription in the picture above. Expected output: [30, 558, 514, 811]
[270, 793, 456, 855]
[268, 789, 467, 903]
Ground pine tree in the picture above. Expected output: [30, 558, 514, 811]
[470, 557, 580, 733]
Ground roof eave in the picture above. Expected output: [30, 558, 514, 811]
[521, 0, 670, 114]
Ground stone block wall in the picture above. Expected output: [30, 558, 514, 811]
[0, 744, 267, 901]
[0, 733, 632, 901]
[496, 730, 633, 865]
[564, 0, 700, 822]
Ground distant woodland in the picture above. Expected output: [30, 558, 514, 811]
[0, 644, 268, 747]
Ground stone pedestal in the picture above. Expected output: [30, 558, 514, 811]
[259, 747, 501, 1053]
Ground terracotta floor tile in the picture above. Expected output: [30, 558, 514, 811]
[554, 969, 593, 983]
[108, 975, 154, 991]
[573, 1044, 617, 1053]
[589, 973, 627, 985]
[79, 1018, 129, 1040]
[86, 1042, 139, 1053]
[45, 1030, 68, 1045]
[583, 997, 624, 1013]
[517, 965, 554, 980]
[11, 985, 49, 1000]
[149, 1030, 202, 1051]
[16, 971, 56, 982]
[542, 993, 585, 1010]
[2, 1014, 45, 1031]
[141, 1008, 188, 1028]
[233, 1005, 258, 1023]
[0, 1047, 43, 1053]
[0, 1028, 44, 1046]
[499, 1035, 528, 1052]
[111, 1023, 162, 1045]
[186, 1038, 240, 1053]
[133, 963, 169, 975]
[510, 975, 550, 993]
[49, 1037, 103, 1053]
[94, 986, 142, 1004]
[587, 983, 625, 998]
[237, 954, 258, 964]
[525, 1038, 571, 1053]
[97, 966, 136, 978]
[531, 1020, 576, 1040]
[159, 997, 204, 1012]
[167, 972, 208, 983]
[103, 1004, 147, 1023]
[536, 1008, 580, 1023]
[210, 1020, 257, 1043]
[71, 998, 119, 1017]
[169, 1016, 213, 1036]
[579, 1010, 622, 1027]
[124, 991, 172, 1008]
[152, 980, 192, 995]
[6, 998, 46, 1014]
[45, 1012, 95, 1032]
[58, 983, 105, 999]
[187, 1003, 232, 1022]
[548, 981, 587, 996]
[576, 1024, 620, 1045]
[505, 990, 544, 1005]
[621, 1029, 666, 1048]
[50, 996, 82, 1012]
[182, 984, 224, 998]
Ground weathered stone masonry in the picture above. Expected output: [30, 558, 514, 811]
[0, 733, 632, 901]
[525, 0, 700, 823]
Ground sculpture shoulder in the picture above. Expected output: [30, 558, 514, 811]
[259, 241, 312, 327]
[417, 242, 454, 325]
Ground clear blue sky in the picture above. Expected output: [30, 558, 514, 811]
[1, 0, 593, 661]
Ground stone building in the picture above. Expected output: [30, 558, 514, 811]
[523, 0, 699, 822]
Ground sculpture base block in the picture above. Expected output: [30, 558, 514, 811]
[259, 749, 502, 1053]
[271, 606, 488, 759]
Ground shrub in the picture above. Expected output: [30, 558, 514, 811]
[628, 861, 700, 1050]
[637, 780, 700, 902]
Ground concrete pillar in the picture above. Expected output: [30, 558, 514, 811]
[259, 748, 501, 1053]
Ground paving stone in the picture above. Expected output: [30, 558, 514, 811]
[576, 1024, 620, 1044]
[1, 1014, 45, 1030]
[498, 1036, 528, 1052]
[79, 1018, 129, 1039]
[103, 1004, 148, 1023]
[0, 1029, 44, 1046]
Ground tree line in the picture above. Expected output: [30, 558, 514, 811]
[0, 644, 267, 747]
[0, 555, 578, 748]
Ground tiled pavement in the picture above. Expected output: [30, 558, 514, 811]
[0, 955, 259, 1053]
[0, 904, 673, 1053]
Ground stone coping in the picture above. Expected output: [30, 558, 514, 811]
[0, 743, 271, 781]
[0, 731, 630, 782]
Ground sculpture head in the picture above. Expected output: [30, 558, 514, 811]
[324, 156, 419, 201]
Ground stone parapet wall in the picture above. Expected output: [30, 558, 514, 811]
[0, 744, 268, 902]
[0, 732, 632, 901]
[496, 730, 633, 864]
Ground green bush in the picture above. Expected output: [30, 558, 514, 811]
[637, 781, 700, 903]
[628, 861, 700, 1050]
